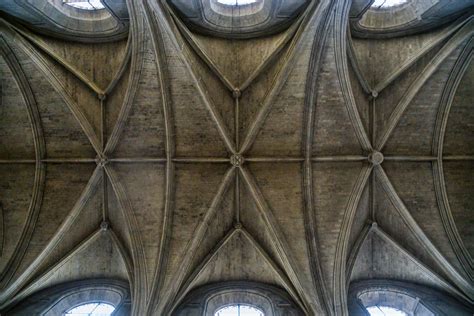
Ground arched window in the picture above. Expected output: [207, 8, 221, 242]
[215, 304, 264, 316]
[62, 0, 105, 10]
[366, 306, 408, 316]
[216, 0, 258, 5]
[371, 0, 408, 9]
[65, 302, 115, 316]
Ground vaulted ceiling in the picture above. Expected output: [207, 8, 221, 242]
[0, 0, 473, 315]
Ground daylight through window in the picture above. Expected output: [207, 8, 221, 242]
[215, 304, 264, 316]
[216, 0, 258, 5]
[367, 306, 408, 316]
[371, 0, 408, 8]
[63, 0, 105, 10]
[65, 302, 115, 316]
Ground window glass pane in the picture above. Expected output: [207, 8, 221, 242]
[367, 306, 408, 316]
[65, 302, 115, 316]
[63, 0, 105, 10]
[217, 0, 258, 5]
[371, 0, 408, 8]
[215, 304, 264, 316]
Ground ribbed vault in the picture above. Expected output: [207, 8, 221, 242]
[0, 0, 473, 315]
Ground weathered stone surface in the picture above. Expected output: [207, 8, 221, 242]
[0, 1, 472, 315]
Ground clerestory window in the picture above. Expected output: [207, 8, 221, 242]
[215, 304, 264, 316]
[367, 306, 408, 316]
[216, 0, 258, 5]
[62, 0, 105, 10]
[64, 302, 115, 316]
[371, 0, 408, 9]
